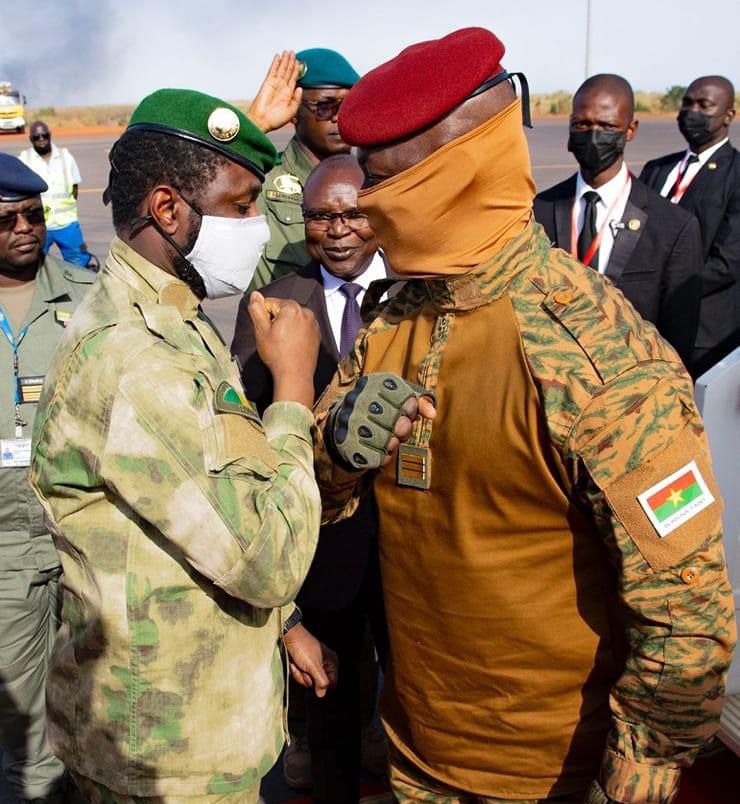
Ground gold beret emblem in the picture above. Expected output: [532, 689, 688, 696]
[297, 61, 308, 80]
[274, 174, 303, 195]
[627, 218, 641, 232]
[207, 107, 240, 142]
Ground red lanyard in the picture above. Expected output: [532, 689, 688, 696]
[669, 156, 698, 204]
[571, 172, 632, 268]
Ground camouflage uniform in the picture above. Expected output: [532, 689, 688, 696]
[0, 255, 94, 800]
[314, 223, 736, 803]
[250, 138, 315, 291]
[30, 238, 322, 800]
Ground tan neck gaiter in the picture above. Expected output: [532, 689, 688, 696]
[358, 98, 535, 277]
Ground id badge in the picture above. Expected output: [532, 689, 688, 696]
[1, 438, 32, 468]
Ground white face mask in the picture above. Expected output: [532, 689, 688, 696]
[185, 214, 270, 299]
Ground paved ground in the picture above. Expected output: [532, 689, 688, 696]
[2, 121, 739, 801]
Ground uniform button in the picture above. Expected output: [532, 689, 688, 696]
[553, 289, 573, 305]
[680, 567, 699, 584]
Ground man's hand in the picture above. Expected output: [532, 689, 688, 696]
[247, 51, 302, 133]
[283, 624, 338, 698]
[248, 292, 319, 408]
[325, 374, 437, 471]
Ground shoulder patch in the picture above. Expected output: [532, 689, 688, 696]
[603, 426, 722, 570]
[215, 381, 260, 421]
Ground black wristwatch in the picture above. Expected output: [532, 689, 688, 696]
[282, 606, 303, 635]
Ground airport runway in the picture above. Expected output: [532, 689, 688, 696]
[0, 118, 713, 345]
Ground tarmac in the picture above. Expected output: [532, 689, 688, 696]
[1, 120, 739, 802]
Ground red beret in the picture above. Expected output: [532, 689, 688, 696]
[338, 27, 505, 147]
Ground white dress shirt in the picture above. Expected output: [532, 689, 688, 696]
[659, 137, 729, 201]
[574, 162, 632, 274]
[320, 251, 388, 351]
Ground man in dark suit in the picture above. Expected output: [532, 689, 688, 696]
[640, 75, 739, 377]
[232, 154, 388, 804]
[534, 74, 703, 367]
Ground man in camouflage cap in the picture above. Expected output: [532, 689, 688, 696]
[251, 47, 360, 290]
[29, 61, 338, 803]
[313, 27, 736, 804]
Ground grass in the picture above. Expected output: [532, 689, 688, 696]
[25, 93, 740, 129]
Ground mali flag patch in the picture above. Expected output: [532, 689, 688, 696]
[637, 460, 715, 538]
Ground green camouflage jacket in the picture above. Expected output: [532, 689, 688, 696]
[314, 223, 736, 804]
[30, 238, 321, 797]
[1, 255, 94, 573]
[251, 137, 315, 291]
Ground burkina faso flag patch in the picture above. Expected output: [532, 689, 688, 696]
[637, 460, 715, 538]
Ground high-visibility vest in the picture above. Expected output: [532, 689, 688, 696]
[18, 147, 79, 229]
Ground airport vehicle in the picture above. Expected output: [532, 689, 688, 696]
[0, 81, 27, 133]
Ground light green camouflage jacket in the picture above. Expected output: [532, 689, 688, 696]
[30, 238, 321, 797]
[1, 255, 94, 573]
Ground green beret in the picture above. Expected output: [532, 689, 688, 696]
[296, 49, 360, 88]
[127, 88, 276, 181]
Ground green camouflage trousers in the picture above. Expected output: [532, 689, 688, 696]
[72, 775, 261, 804]
[389, 748, 589, 804]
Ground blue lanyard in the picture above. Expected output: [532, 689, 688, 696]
[0, 307, 30, 433]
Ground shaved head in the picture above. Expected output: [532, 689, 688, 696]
[574, 74, 634, 120]
[679, 75, 736, 151]
[687, 76, 735, 110]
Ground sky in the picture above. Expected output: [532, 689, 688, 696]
[1, 0, 738, 108]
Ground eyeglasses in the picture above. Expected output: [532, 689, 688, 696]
[0, 207, 46, 233]
[303, 210, 370, 231]
[30, 133, 50, 142]
[301, 99, 343, 121]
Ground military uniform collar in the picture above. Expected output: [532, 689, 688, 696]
[281, 137, 318, 182]
[107, 237, 200, 318]
[423, 222, 547, 312]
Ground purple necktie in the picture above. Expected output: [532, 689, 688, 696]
[339, 282, 363, 358]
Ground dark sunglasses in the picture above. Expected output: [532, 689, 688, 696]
[0, 207, 46, 232]
[301, 98, 343, 121]
[30, 132, 50, 142]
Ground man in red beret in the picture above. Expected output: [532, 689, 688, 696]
[312, 27, 735, 804]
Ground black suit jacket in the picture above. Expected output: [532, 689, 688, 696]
[640, 142, 740, 370]
[231, 261, 378, 611]
[533, 174, 703, 365]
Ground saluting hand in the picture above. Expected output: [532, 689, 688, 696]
[247, 50, 303, 133]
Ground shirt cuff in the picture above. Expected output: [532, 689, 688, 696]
[262, 401, 314, 445]
[601, 750, 681, 803]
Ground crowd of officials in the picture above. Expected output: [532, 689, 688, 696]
[0, 25, 738, 804]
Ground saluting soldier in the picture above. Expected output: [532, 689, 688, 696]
[0, 153, 94, 802]
[251, 47, 360, 290]
[29, 76, 337, 803]
[312, 28, 736, 804]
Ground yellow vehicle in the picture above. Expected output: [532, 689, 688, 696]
[0, 81, 27, 134]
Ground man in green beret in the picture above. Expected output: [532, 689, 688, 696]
[250, 47, 360, 290]
[28, 55, 337, 803]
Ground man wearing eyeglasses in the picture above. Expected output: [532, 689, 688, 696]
[18, 121, 98, 271]
[250, 48, 360, 291]
[0, 153, 94, 802]
[232, 154, 389, 803]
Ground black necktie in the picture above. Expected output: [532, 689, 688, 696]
[339, 282, 363, 358]
[578, 190, 601, 268]
[667, 154, 699, 200]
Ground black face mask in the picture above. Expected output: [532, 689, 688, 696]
[678, 110, 715, 149]
[568, 128, 627, 175]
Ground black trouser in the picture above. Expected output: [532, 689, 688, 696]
[303, 554, 388, 804]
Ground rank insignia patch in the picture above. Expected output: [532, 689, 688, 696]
[19, 375, 44, 403]
[637, 460, 715, 538]
[55, 310, 72, 327]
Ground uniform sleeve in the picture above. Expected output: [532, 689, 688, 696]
[100, 348, 321, 609]
[700, 182, 740, 296]
[655, 214, 702, 367]
[572, 365, 736, 803]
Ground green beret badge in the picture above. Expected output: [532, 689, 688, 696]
[208, 107, 240, 143]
